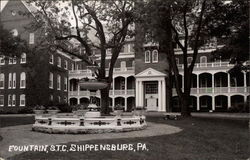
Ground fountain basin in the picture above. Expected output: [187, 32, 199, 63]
[32, 115, 147, 134]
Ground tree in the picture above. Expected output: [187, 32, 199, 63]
[207, 0, 249, 75]
[25, 0, 135, 114]
[141, 0, 218, 117]
[0, 22, 28, 57]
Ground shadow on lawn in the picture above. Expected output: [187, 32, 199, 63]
[0, 116, 35, 128]
[8, 116, 249, 160]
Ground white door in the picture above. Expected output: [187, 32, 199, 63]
[146, 97, 157, 111]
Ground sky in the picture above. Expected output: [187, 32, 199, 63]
[1, 0, 8, 11]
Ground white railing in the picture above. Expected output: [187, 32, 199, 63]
[178, 61, 234, 70]
[127, 89, 135, 95]
[69, 67, 135, 78]
[172, 87, 249, 96]
[178, 60, 250, 70]
[69, 89, 135, 97]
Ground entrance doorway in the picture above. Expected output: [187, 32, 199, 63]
[144, 81, 158, 111]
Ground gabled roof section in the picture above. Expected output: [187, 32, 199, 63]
[1, 0, 37, 17]
[135, 68, 166, 78]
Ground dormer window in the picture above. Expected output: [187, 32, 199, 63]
[152, 50, 158, 63]
[145, 50, 151, 63]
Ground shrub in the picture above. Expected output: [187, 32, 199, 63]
[114, 104, 124, 111]
[47, 106, 58, 110]
[18, 107, 34, 114]
[228, 102, 249, 113]
[57, 104, 72, 113]
[34, 105, 45, 110]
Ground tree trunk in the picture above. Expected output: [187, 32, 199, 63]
[100, 84, 111, 115]
[180, 94, 191, 117]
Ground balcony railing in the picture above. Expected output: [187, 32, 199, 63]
[69, 67, 135, 77]
[69, 89, 135, 97]
[177, 61, 250, 70]
[173, 87, 249, 96]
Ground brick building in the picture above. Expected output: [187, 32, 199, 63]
[0, 0, 75, 113]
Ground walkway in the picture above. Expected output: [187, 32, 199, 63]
[0, 122, 182, 159]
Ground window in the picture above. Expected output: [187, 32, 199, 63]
[121, 61, 126, 71]
[200, 56, 207, 64]
[64, 96, 67, 103]
[0, 74, 4, 89]
[8, 94, 12, 106]
[64, 77, 67, 91]
[50, 95, 53, 101]
[0, 56, 5, 65]
[200, 56, 207, 67]
[20, 94, 25, 106]
[49, 54, 54, 64]
[57, 57, 61, 67]
[57, 75, 61, 90]
[29, 33, 35, 44]
[13, 57, 17, 64]
[0, 95, 4, 106]
[58, 96, 61, 103]
[49, 72, 53, 89]
[64, 60, 68, 70]
[152, 50, 158, 63]
[11, 10, 17, 16]
[145, 82, 158, 94]
[12, 73, 16, 89]
[11, 29, 18, 36]
[8, 73, 12, 89]
[9, 58, 13, 64]
[145, 50, 151, 63]
[176, 58, 179, 65]
[12, 94, 16, 106]
[187, 57, 193, 65]
[20, 53, 26, 64]
[20, 72, 26, 88]
[130, 44, 135, 53]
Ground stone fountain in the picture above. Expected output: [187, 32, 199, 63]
[32, 66, 147, 134]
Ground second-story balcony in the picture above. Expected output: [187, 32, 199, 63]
[69, 67, 135, 78]
[172, 87, 249, 96]
[177, 61, 250, 71]
[69, 89, 135, 97]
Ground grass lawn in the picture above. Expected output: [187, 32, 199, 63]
[4, 116, 249, 160]
[0, 116, 35, 128]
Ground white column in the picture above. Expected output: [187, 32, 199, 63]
[212, 96, 215, 111]
[125, 77, 127, 95]
[228, 74, 230, 93]
[228, 96, 231, 108]
[139, 81, 144, 106]
[162, 79, 166, 112]
[113, 77, 115, 93]
[197, 74, 199, 94]
[77, 98, 80, 105]
[158, 80, 162, 111]
[125, 97, 127, 111]
[136, 80, 139, 107]
[112, 98, 115, 109]
[197, 96, 200, 111]
[212, 74, 214, 93]
[243, 72, 247, 92]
